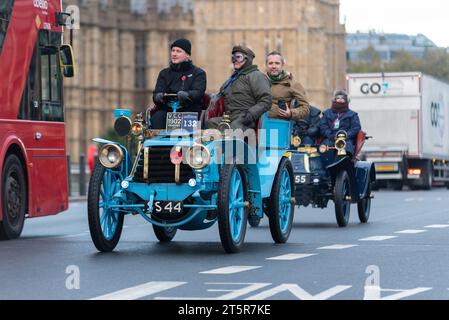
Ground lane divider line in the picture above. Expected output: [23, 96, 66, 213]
[200, 266, 262, 275]
[266, 253, 317, 261]
[91, 281, 187, 300]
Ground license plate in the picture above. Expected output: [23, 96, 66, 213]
[295, 175, 310, 185]
[153, 201, 183, 215]
[375, 164, 395, 172]
[166, 112, 198, 133]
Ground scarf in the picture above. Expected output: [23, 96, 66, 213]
[268, 70, 289, 82]
[331, 101, 349, 113]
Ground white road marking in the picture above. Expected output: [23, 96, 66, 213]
[246, 284, 352, 300]
[359, 236, 397, 241]
[318, 244, 358, 250]
[404, 198, 424, 202]
[156, 283, 271, 300]
[266, 253, 317, 261]
[91, 281, 186, 300]
[200, 266, 262, 275]
[395, 230, 427, 234]
[424, 224, 449, 229]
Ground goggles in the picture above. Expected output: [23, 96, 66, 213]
[231, 53, 247, 63]
[334, 95, 348, 101]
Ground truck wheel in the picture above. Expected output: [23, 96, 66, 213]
[422, 161, 433, 190]
[0, 155, 27, 240]
[153, 225, 177, 242]
[268, 158, 294, 243]
[334, 170, 351, 227]
[217, 164, 248, 253]
[88, 163, 124, 252]
[357, 183, 371, 223]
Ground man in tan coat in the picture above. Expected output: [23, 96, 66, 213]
[266, 51, 309, 121]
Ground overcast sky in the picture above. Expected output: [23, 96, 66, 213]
[340, 0, 449, 48]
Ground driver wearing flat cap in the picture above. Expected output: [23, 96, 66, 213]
[206, 44, 272, 131]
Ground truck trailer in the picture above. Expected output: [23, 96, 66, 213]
[347, 72, 449, 190]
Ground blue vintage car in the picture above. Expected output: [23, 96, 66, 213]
[87, 95, 295, 253]
[290, 130, 376, 227]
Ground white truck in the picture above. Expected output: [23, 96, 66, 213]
[347, 72, 449, 190]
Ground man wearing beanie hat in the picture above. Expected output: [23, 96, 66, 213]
[206, 44, 272, 131]
[152, 38, 207, 129]
[319, 90, 362, 155]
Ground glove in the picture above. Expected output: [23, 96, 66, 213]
[307, 127, 319, 137]
[177, 91, 190, 103]
[155, 92, 165, 104]
[242, 112, 255, 126]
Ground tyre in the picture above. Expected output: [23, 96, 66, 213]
[88, 163, 124, 252]
[153, 225, 177, 242]
[268, 158, 294, 243]
[357, 183, 371, 223]
[422, 161, 433, 191]
[389, 181, 403, 191]
[0, 155, 27, 240]
[334, 170, 351, 227]
[217, 164, 248, 254]
[248, 216, 261, 228]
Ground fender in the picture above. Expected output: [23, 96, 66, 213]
[0, 135, 32, 222]
[355, 161, 376, 199]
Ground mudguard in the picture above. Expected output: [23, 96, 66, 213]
[355, 161, 376, 200]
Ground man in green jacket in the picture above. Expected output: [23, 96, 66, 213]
[206, 45, 272, 131]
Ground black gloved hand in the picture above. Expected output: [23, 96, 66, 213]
[155, 92, 165, 104]
[177, 91, 190, 103]
[242, 112, 255, 126]
[307, 126, 319, 137]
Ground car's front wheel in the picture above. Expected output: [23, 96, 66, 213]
[334, 170, 351, 227]
[88, 163, 124, 252]
[217, 164, 248, 254]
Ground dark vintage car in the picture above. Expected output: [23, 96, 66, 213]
[290, 130, 376, 227]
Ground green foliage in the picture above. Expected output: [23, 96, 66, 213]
[348, 47, 449, 83]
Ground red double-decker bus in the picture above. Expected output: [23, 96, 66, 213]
[0, 0, 75, 239]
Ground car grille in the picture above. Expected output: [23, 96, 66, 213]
[133, 146, 195, 184]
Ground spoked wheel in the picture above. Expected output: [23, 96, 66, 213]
[153, 225, 177, 242]
[217, 164, 248, 254]
[268, 158, 294, 243]
[0, 155, 27, 240]
[357, 183, 372, 223]
[88, 163, 124, 252]
[334, 170, 351, 228]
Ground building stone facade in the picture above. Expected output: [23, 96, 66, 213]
[63, 0, 345, 161]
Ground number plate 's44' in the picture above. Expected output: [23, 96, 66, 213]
[154, 201, 183, 214]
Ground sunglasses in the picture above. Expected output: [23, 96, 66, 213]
[231, 53, 247, 63]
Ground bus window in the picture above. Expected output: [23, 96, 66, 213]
[0, 0, 14, 55]
[18, 43, 41, 121]
[18, 31, 64, 122]
[40, 31, 63, 122]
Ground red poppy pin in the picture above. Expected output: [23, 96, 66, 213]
[181, 75, 187, 81]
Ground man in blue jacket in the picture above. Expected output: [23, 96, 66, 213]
[320, 90, 361, 155]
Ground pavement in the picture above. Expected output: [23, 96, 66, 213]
[1, 188, 449, 300]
